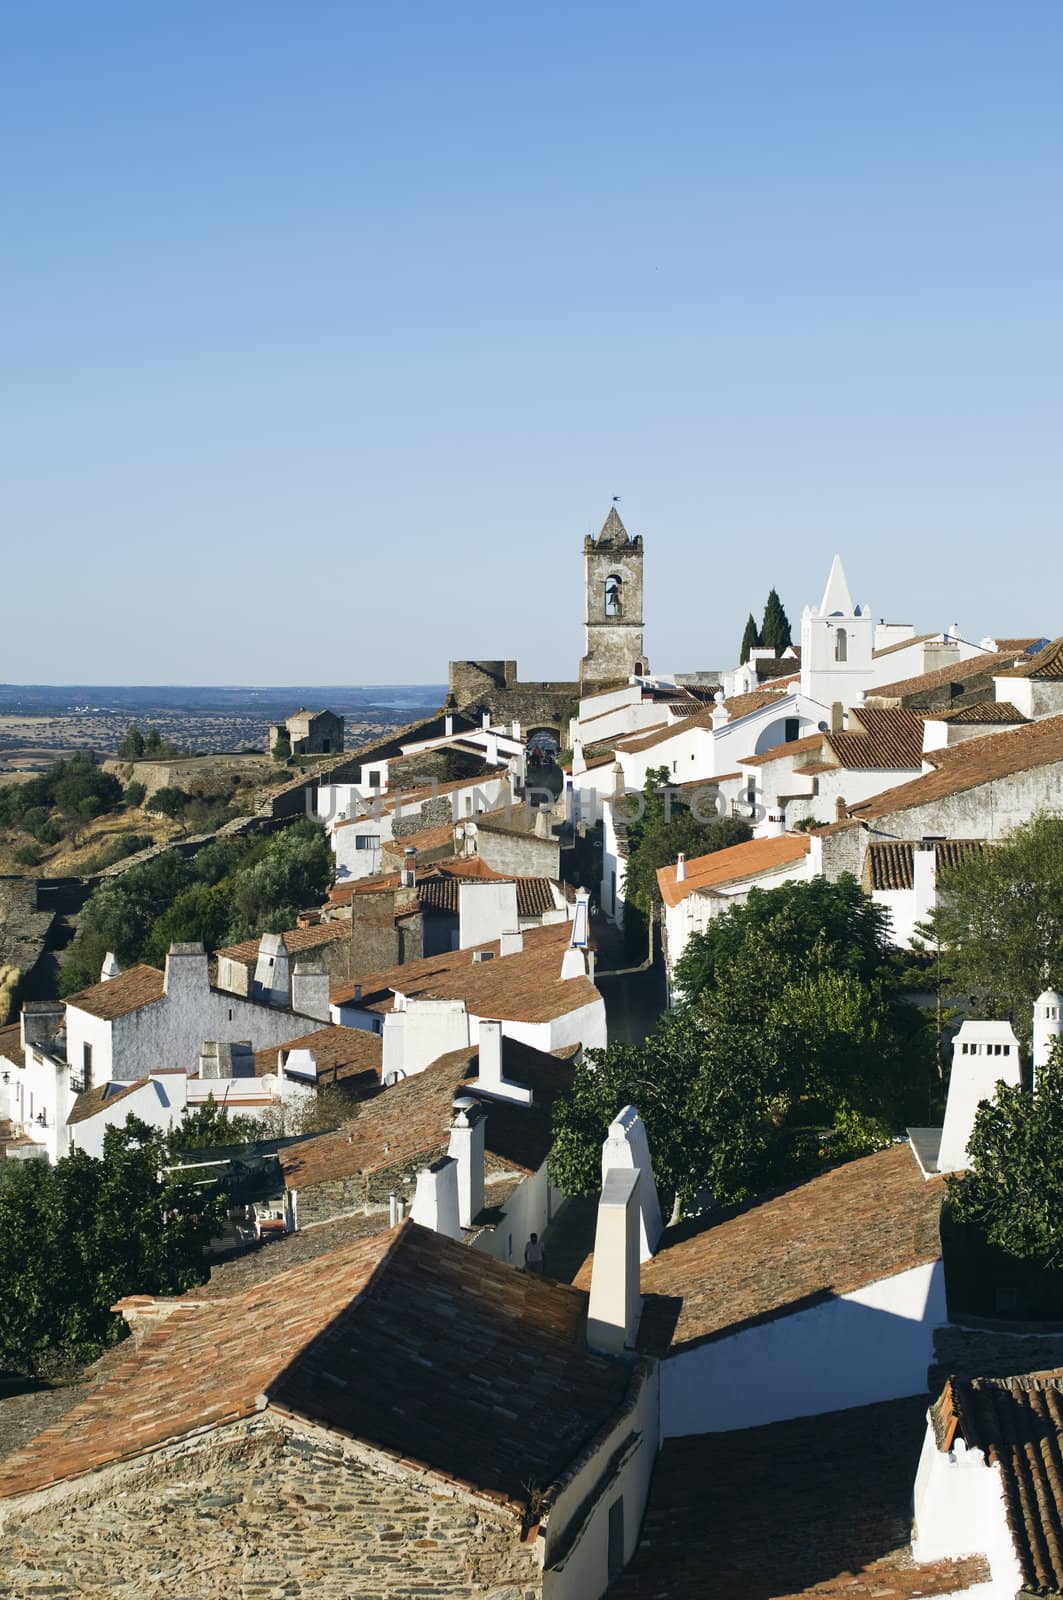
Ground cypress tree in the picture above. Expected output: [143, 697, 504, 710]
[761, 589, 792, 656]
[739, 614, 760, 664]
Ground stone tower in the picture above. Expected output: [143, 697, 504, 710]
[580, 506, 646, 693]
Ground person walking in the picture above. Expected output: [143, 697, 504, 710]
[524, 1232, 545, 1275]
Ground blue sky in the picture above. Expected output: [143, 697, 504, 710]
[2, 2, 1060, 684]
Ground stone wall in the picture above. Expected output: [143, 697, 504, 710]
[295, 1150, 519, 1227]
[0, 1414, 541, 1599]
[103, 753, 276, 800]
[475, 829, 561, 880]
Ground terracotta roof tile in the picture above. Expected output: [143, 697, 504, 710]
[215, 922, 352, 968]
[280, 1038, 576, 1187]
[848, 715, 1063, 822]
[864, 838, 987, 892]
[657, 833, 811, 909]
[867, 648, 1027, 704]
[64, 964, 166, 1021]
[331, 864, 563, 920]
[252, 1025, 382, 1088]
[380, 822, 457, 856]
[825, 707, 926, 770]
[998, 634, 1063, 682]
[612, 1398, 988, 1600]
[930, 1370, 1063, 1594]
[739, 733, 827, 768]
[67, 1077, 156, 1125]
[0, 1022, 22, 1063]
[0, 1223, 632, 1516]
[635, 1145, 943, 1353]
[331, 921, 597, 1025]
[936, 699, 1028, 724]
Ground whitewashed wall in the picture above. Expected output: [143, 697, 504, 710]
[660, 1259, 946, 1437]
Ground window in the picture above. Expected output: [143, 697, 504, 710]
[367, 770, 381, 787]
[355, 835, 381, 851]
[608, 1498, 626, 1581]
[321, 738, 331, 753]
[784, 718, 799, 743]
[605, 575, 623, 616]
[82, 1043, 92, 1080]
[835, 628, 848, 662]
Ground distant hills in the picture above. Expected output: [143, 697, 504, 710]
[0, 685, 447, 720]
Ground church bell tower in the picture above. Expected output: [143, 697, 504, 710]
[580, 506, 647, 693]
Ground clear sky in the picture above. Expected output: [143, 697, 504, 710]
[2, 2, 1060, 685]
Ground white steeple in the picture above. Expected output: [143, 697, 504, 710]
[819, 554, 855, 617]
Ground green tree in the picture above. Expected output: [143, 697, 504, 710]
[124, 779, 147, 808]
[118, 724, 146, 759]
[675, 873, 892, 1003]
[148, 785, 190, 820]
[142, 882, 232, 966]
[143, 728, 179, 757]
[0, 1116, 226, 1375]
[625, 811, 752, 911]
[164, 1098, 265, 1155]
[739, 613, 761, 664]
[928, 814, 1063, 1043]
[223, 822, 332, 941]
[947, 1044, 1063, 1267]
[760, 587, 793, 656]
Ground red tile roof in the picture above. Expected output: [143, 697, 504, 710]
[848, 714, 1063, 822]
[863, 838, 987, 892]
[611, 1398, 988, 1600]
[867, 648, 1027, 704]
[931, 1371, 1063, 1594]
[331, 921, 598, 1025]
[280, 1038, 576, 1188]
[936, 700, 1028, 725]
[739, 733, 826, 768]
[252, 1025, 382, 1087]
[998, 634, 1063, 682]
[0, 1225, 633, 1517]
[657, 833, 811, 909]
[215, 922, 351, 967]
[63, 965, 166, 1021]
[825, 706, 926, 769]
[635, 1144, 943, 1353]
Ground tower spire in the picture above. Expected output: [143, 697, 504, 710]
[819, 554, 854, 616]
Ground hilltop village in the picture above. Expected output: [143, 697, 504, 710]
[4, 507, 1063, 1598]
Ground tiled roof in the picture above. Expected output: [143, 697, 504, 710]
[864, 838, 987, 892]
[998, 634, 1063, 682]
[872, 631, 938, 659]
[657, 833, 811, 909]
[611, 1398, 989, 1600]
[67, 1077, 155, 1126]
[616, 711, 717, 754]
[0, 1223, 632, 1517]
[380, 822, 456, 856]
[931, 1371, 1063, 1595]
[0, 1022, 22, 1063]
[331, 922, 595, 1025]
[635, 1144, 943, 1354]
[936, 699, 1028, 724]
[867, 648, 1026, 704]
[848, 714, 1063, 822]
[990, 637, 1043, 653]
[215, 922, 351, 968]
[63, 965, 166, 1021]
[739, 733, 826, 768]
[253, 1025, 382, 1088]
[473, 802, 559, 839]
[280, 1038, 576, 1188]
[824, 706, 926, 769]
[334, 864, 563, 920]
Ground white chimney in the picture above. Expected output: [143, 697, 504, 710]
[912, 844, 938, 927]
[444, 714, 454, 736]
[587, 1168, 642, 1354]
[510, 720, 521, 741]
[400, 847, 417, 889]
[100, 951, 121, 982]
[482, 709, 491, 730]
[534, 808, 552, 839]
[602, 1106, 664, 1262]
[711, 691, 730, 729]
[1033, 990, 1063, 1090]
[938, 1020, 1022, 1173]
[411, 1157, 462, 1240]
[949, 621, 960, 640]
[382, 998, 469, 1081]
[291, 957, 330, 1022]
[448, 1097, 486, 1228]
[675, 853, 687, 883]
[499, 929, 524, 957]
[251, 933, 290, 1007]
[561, 947, 588, 980]
[477, 1018, 503, 1091]
[164, 942, 210, 1000]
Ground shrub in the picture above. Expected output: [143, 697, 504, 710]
[124, 780, 147, 808]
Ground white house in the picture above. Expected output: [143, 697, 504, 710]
[632, 1141, 947, 1438]
[656, 832, 817, 997]
[324, 770, 513, 882]
[861, 838, 987, 949]
[330, 918, 606, 1060]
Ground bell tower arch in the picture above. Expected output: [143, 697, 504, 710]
[580, 506, 646, 692]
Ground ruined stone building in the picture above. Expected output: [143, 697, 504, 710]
[268, 706, 344, 756]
